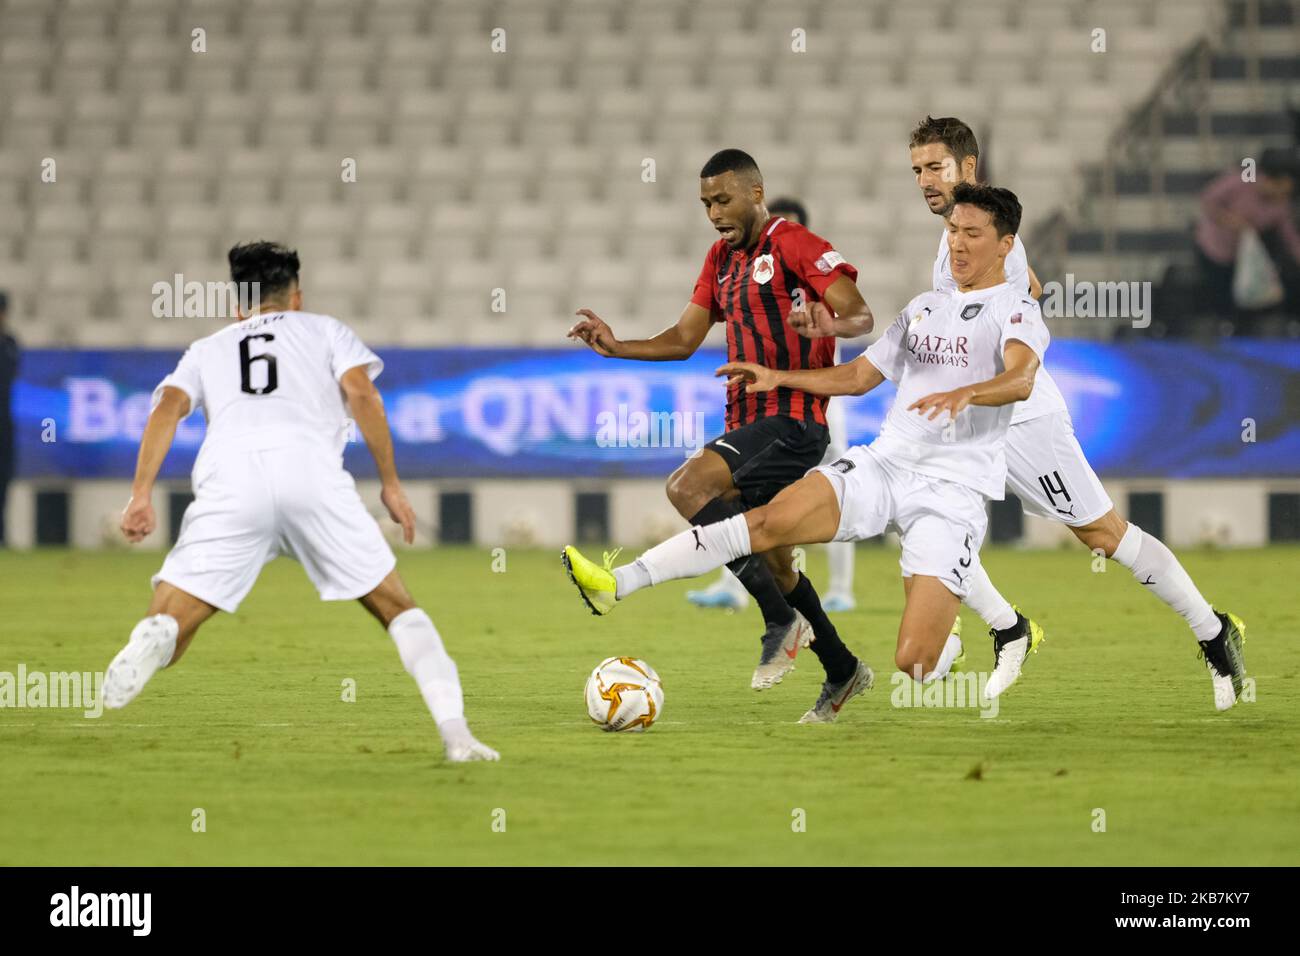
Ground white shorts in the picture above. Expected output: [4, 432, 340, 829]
[1005, 412, 1113, 527]
[813, 444, 988, 598]
[154, 443, 397, 613]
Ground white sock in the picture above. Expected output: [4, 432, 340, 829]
[613, 514, 752, 598]
[924, 633, 964, 682]
[964, 564, 1018, 632]
[388, 608, 466, 730]
[1111, 523, 1219, 641]
[827, 541, 854, 596]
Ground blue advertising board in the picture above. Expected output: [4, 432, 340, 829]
[8, 342, 1298, 479]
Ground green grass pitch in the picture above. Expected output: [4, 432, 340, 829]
[1, 544, 1297, 866]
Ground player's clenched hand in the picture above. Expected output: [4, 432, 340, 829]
[568, 309, 620, 357]
[120, 494, 156, 543]
[716, 362, 781, 393]
[382, 483, 416, 545]
[908, 386, 975, 422]
[787, 301, 836, 339]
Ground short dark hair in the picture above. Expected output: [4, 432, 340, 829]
[951, 182, 1021, 237]
[228, 241, 300, 298]
[700, 148, 762, 182]
[0, 290, 8, 313]
[769, 197, 808, 227]
[909, 115, 980, 166]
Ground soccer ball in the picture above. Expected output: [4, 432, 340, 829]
[585, 657, 664, 732]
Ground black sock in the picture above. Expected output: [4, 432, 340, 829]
[689, 497, 795, 629]
[785, 572, 857, 684]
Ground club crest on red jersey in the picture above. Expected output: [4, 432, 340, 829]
[752, 254, 775, 285]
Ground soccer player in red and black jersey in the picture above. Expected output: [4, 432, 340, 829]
[568, 149, 875, 695]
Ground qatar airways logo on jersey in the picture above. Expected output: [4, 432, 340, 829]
[907, 332, 970, 368]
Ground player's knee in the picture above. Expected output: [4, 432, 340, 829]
[665, 459, 731, 519]
[1074, 525, 1119, 557]
[664, 469, 701, 516]
[895, 638, 938, 682]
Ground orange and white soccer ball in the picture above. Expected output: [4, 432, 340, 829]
[585, 657, 664, 732]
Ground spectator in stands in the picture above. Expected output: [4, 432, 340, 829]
[1194, 147, 1300, 321]
[0, 291, 18, 547]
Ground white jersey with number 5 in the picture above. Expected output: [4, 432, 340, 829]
[933, 229, 1067, 425]
[152, 310, 382, 467]
[862, 282, 1050, 499]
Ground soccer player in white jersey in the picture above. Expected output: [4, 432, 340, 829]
[101, 242, 498, 762]
[563, 185, 1047, 723]
[685, 196, 859, 613]
[910, 116, 1246, 709]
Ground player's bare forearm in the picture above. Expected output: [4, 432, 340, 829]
[907, 344, 1039, 421]
[608, 328, 699, 361]
[341, 368, 401, 487]
[348, 390, 401, 486]
[570, 304, 711, 361]
[832, 306, 874, 338]
[733, 356, 883, 397]
[967, 343, 1040, 406]
[131, 387, 188, 496]
[823, 275, 875, 338]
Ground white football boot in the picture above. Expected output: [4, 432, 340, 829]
[102, 614, 179, 709]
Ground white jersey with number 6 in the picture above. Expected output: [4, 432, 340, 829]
[933, 229, 1068, 425]
[152, 310, 383, 463]
[149, 310, 394, 613]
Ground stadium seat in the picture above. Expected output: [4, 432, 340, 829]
[0, 0, 1238, 342]
[217, 149, 280, 205]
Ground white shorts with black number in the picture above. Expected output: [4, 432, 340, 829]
[1004, 411, 1113, 527]
[813, 444, 988, 598]
[154, 442, 397, 613]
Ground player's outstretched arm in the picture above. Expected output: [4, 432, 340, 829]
[908, 341, 1041, 421]
[717, 354, 885, 397]
[567, 302, 713, 361]
[340, 365, 415, 544]
[787, 275, 875, 340]
[121, 386, 190, 543]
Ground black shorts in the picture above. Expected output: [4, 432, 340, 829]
[705, 417, 830, 510]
